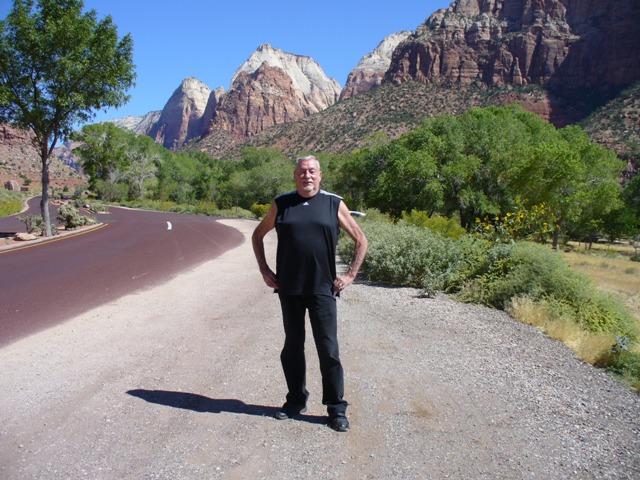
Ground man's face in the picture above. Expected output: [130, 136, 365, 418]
[294, 159, 322, 198]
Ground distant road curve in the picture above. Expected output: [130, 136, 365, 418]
[0, 200, 245, 347]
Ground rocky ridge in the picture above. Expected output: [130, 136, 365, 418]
[0, 125, 85, 191]
[148, 78, 217, 150]
[111, 110, 162, 137]
[207, 44, 342, 142]
[340, 31, 413, 101]
[385, 0, 640, 125]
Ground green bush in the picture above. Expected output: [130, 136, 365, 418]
[250, 203, 270, 219]
[115, 199, 254, 219]
[339, 220, 468, 296]
[606, 336, 640, 391]
[339, 219, 640, 389]
[56, 204, 96, 230]
[17, 214, 44, 234]
[456, 241, 638, 339]
[400, 210, 467, 240]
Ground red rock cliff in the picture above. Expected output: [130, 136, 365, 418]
[386, 0, 640, 93]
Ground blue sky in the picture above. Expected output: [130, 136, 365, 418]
[1, 0, 451, 125]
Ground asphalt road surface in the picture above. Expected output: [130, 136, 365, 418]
[0, 200, 244, 347]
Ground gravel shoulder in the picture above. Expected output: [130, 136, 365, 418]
[0, 219, 638, 479]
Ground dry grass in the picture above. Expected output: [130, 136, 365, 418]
[563, 248, 640, 325]
[507, 296, 618, 364]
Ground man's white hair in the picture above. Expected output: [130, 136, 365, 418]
[295, 155, 320, 168]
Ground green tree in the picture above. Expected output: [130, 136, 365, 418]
[512, 125, 624, 247]
[0, 0, 135, 235]
[155, 151, 197, 204]
[224, 155, 294, 209]
[622, 174, 640, 220]
[71, 122, 132, 195]
[601, 174, 640, 242]
[370, 143, 442, 217]
[125, 134, 159, 200]
[189, 151, 225, 203]
[334, 147, 388, 212]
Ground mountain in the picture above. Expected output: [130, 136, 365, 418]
[192, 0, 639, 160]
[340, 31, 412, 101]
[110, 110, 162, 136]
[106, 0, 639, 158]
[207, 44, 341, 143]
[147, 78, 218, 150]
[135, 44, 341, 153]
[385, 0, 640, 126]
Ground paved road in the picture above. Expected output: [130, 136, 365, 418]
[0, 200, 244, 346]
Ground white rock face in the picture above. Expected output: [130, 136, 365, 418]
[230, 44, 341, 110]
[340, 31, 413, 99]
[110, 111, 161, 136]
[354, 31, 413, 72]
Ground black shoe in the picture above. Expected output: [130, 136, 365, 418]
[328, 414, 349, 432]
[274, 405, 307, 420]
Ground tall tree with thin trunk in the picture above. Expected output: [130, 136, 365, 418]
[0, 0, 135, 235]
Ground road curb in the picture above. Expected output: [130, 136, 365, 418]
[0, 222, 106, 253]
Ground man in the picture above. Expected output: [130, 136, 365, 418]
[252, 155, 368, 432]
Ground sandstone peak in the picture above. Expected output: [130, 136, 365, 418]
[354, 31, 414, 71]
[148, 77, 213, 150]
[340, 31, 413, 100]
[230, 43, 341, 110]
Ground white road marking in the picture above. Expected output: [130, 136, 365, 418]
[167, 221, 172, 230]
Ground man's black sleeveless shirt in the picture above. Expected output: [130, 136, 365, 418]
[274, 190, 342, 296]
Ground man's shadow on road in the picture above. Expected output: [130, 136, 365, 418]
[127, 389, 327, 425]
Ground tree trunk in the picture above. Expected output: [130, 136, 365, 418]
[40, 150, 52, 237]
[552, 227, 560, 250]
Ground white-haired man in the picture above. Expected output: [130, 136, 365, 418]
[252, 155, 368, 432]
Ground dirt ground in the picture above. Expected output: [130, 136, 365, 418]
[0, 219, 638, 479]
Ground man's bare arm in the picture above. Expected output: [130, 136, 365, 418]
[252, 202, 279, 289]
[334, 201, 368, 292]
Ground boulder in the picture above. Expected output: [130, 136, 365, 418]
[14, 232, 38, 241]
[4, 180, 20, 191]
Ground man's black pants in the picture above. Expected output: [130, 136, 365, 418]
[278, 293, 347, 416]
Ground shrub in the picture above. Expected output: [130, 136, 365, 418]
[339, 220, 468, 296]
[17, 214, 44, 234]
[473, 198, 557, 243]
[457, 241, 638, 339]
[607, 350, 640, 391]
[250, 203, 270, 219]
[89, 202, 109, 213]
[195, 201, 218, 216]
[400, 210, 467, 240]
[56, 204, 96, 230]
[338, 218, 639, 390]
